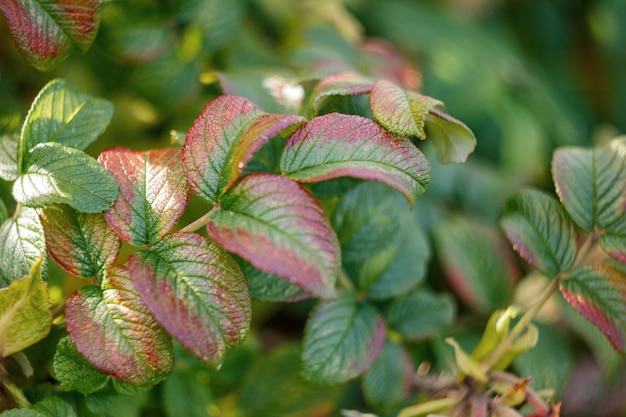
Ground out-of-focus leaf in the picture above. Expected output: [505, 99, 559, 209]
[0, 409, 47, 417]
[40, 205, 120, 279]
[13, 143, 119, 213]
[359, 38, 420, 90]
[385, 289, 455, 340]
[435, 216, 517, 313]
[0, 257, 50, 357]
[0, 133, 19, 181]
[99, 147, 189, 246]
[281, 113, 431, 207]
[0, 200, 7, 225]
[310, 72, 374, 114]
[501, 188, 577, 279]
[0, 207, 45, 288]
[423, 109, 476, 164]
[182, 95, 304, 203]
[237, 258, 309, 303]
[560, 263, 626, 353]
[162, 365, 214, 417]
[66, 266, 174, 385]
[52, 336, 109, 394]
[446, 337, 488, 383]
[0, 0, 101, 71]
[208, 174, 339, 300]
[33, 397, 77, 417]
[552, 136, 626, 231]
[129, 232, 250, 368]
[301, 291, 385, 385]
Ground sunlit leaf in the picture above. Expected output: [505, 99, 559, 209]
[0, 133, 19, 181]
[281, 113, 431, 206]
[183, 95, 305, 203]
[424, 109, 476, 163]
[301, 291, 385, 385]
[13, 143, 119, 213]
[560, 264, 626, 353]
[129, 232, 251, 368]
[52, 336, 109, 394]
[501, 188, 577, 278]
[66, 266, 174, 385]
[99, 147, 189, 245]
[208, 174, 339, 300]
[386, 290, 455, 340]
[310, 72, 374, 114]
[0, 0, 101, 71]
[40, 205, 120, 279]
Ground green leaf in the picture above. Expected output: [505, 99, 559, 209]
[446, 337, 488, 383]
[0, 200, 7, 226]
[0, 257, 50, 357]
[501, 188, 577, 278]
[0, 1, 101, 71]
[434, 216, 517, 313]
[310, 72, 374, 114]
[0, 207, 45, 288]
[0, 409, 47, 417]
[19, 79, 113, 170]
[13, 143, 119, 213]
[362, 338, 413, 410]
[301, 291, 385, 385]
[552, 136, 626, 231]
[65, 266, 174, 385]
[0, 133, 19, 181]
[281, 113, 431, 207]
[33, 397, 77, 417]
[560, 263, 626, 353]
[238, 258, 309, 303]
[423, 109, 476, 163]
[99, 147, 189, 245]
[129, 232, 251, 368]
[386, 289, 455, 340]
[40, 205, 120, 279]
[52, 336, 109, 394]
[162, 366, 215, 417]
[208, 174, 339, 300]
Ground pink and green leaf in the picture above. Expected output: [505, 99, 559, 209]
[128, 232, 251, 368]
[310, 72, 374, 114]
[66, 266, 173, 385]
[560, 264, 626, 354]
[207, 174, 339, 300]
[99, 147, 189, 246]
[39, 204, 120, 279]
[182, 95, 305, 203]
[281, 113, 431, 207]
[0, 0, 101, 71]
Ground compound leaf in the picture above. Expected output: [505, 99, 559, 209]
[310, 72, 374, 114]
[99, 147, 189, 246]
[52, 336, 109, 394]
[128, 232, 251, 368]
[66, 266, 173, 385]
[208, 173, 339, 300]
[385, 289, 455, 340]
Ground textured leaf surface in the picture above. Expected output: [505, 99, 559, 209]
[66, 266, 174, 385]
[552, 137, 626, 231]
[311, 72, 374, 114]
[183, 95, 305, 203]
[0, 207, 45, 288]
[14, 143, 118, 213]
[424, 109, 476, 163]
[0, 258, 50, 357]
[33, 397, 77, 417]
[238, 258, 309, 303]
[301, 291, 385, 385]
[52, 336, 109, 394]
[560, 264, 626, 353]
[40, 205, 120, 279]
[370, 79, 442, 139]
[385, 290, 455, 340]
[0, 132, 19, 181]
[99, 147, 189, 245]
[501, 188, 577, 278]
[208, 174, 339, 299]
[129, 232, 251, 368]
[0, 0, 101, 71]
[281, 113, 431, 206]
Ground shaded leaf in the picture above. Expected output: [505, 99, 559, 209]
[52, 336, 109, 394]
[501, 188, 577, 278]
[129, 232, 251, 368]
[301, 291, 385, 385]
[66, 266, 174, 385]
[0, 132, 19, 181]
[33, 397, 77, 417]
[282, 113, 431, 206]
[310, 72, 374, 114]
[424, 109, 476, 164]
[99, 147, 189, 245]
[40, 205, 120, 279]
[183, 95, 305, 203]
[238, 258, 309, 303]
[0, 409, 47, 417]
[13, 143, 118, 213]
[386, 289, 455, 340]
[208, 174, 339, 300]
[0, 201, 6, 228]
[162, 366, 215, 417]
[0, 0, 101, 71]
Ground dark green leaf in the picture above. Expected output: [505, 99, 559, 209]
[33, 397, 77, 417]
[386, 289, 455, 340]
[162, 367, 214, 417]
[0, 409, 47, 417]
[238, 258, 309, 303]
[52, 336, 109, 394]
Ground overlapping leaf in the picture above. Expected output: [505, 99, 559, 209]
[208, 174, 339, 300]
[281, 113, 431, 206]
[52, 336, 109, 394]
[423, 109, 476, 163]
[501, 188, 577, 278]
[385, 290, 455, 340]
[0, 0, 101, 71]
[310, 72, 374, 114]
[0, 133, 19, 181]
[13, 143, 119, 213]
[0, 207, 45, 287]
[66, 266, 174, 385]
[183, 95, 305, 203]
[238, 258, 309, 303]
[99, 147, 189, 245]
[301, 291, 385, 385]
[128, 232, 251, 368]
[40, 205, 120, 279]
[560, 264, 626, 354]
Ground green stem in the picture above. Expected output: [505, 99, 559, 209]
[178, 206, 218, 233]
[337, 269, 355, 292]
